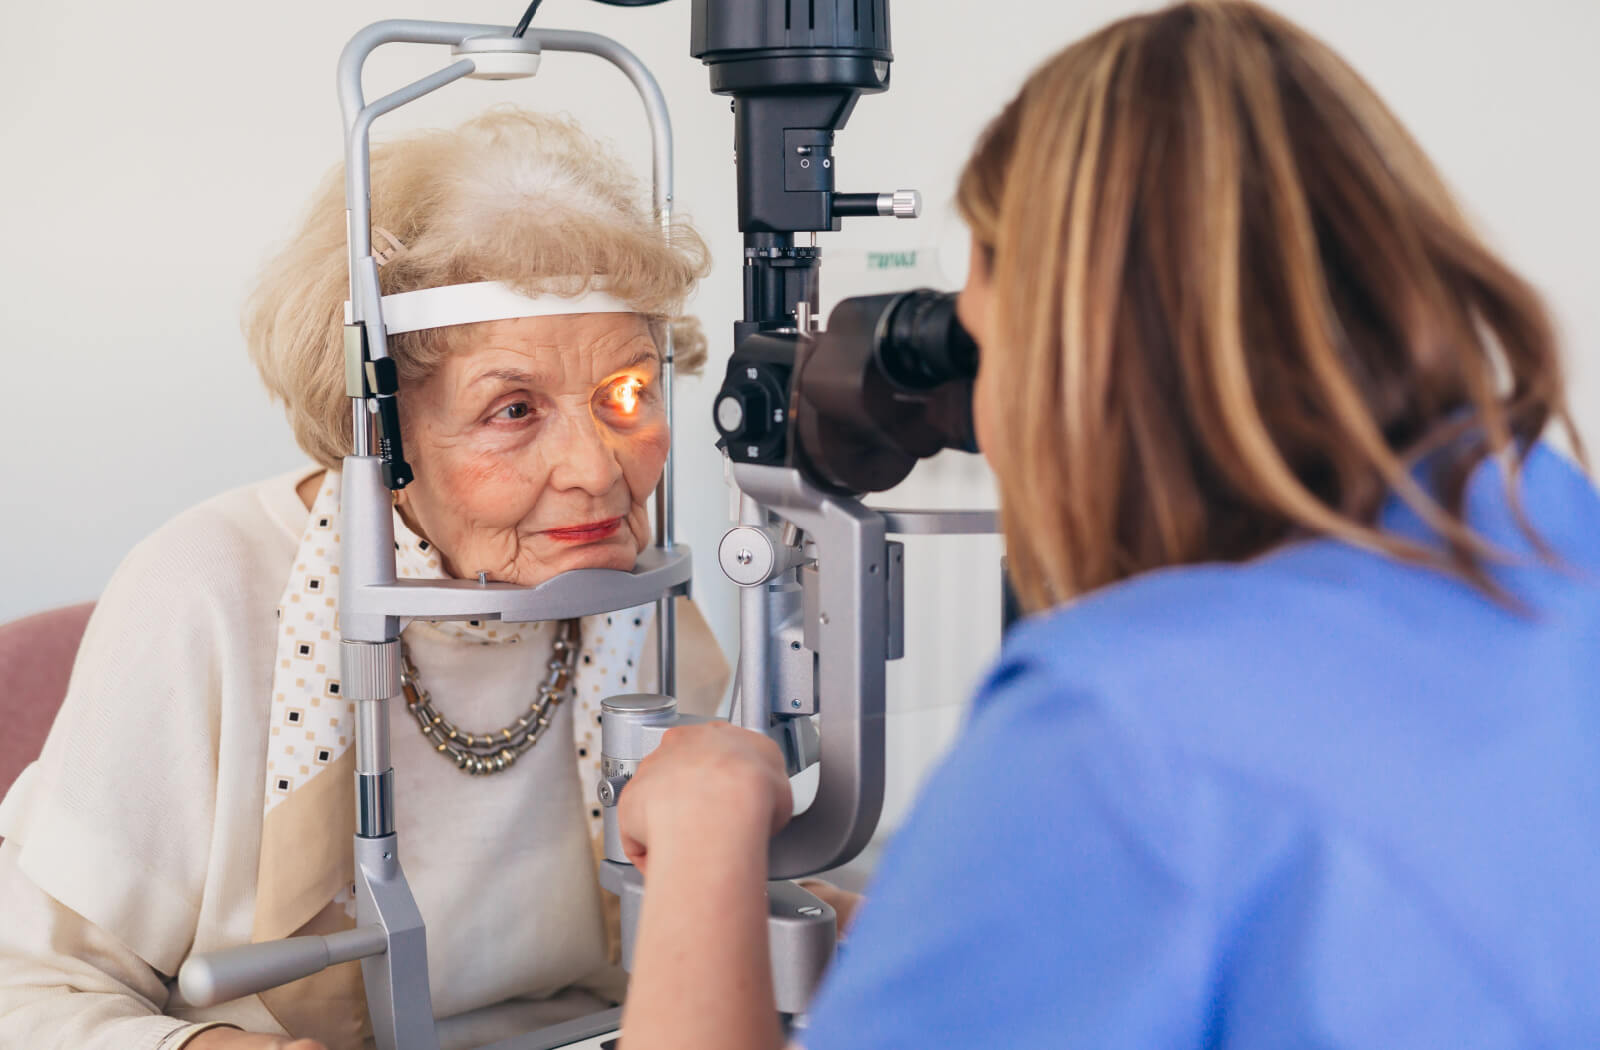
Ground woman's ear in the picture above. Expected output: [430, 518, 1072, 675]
[959, 235, 1000, 463]
[956, 234, 994, 350]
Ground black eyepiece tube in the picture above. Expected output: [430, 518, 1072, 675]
[833, 193, 883, 218]
[875, 289, 980, 391]
[788, 288, 980, 495]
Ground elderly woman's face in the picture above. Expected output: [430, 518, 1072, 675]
[396, 312, 667, 587]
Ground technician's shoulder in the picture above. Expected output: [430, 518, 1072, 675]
[983, 561, 1298, 708]
[984, 445, 1600, 740]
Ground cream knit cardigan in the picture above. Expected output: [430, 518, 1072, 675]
[0, 468, 727, 1050]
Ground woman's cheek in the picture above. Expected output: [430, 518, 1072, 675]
[620, 417, 671, 494]
[619, 417, 667, 554]
[973, 367, 999, 462]
[627, 502, 652, 553]
[444, 447, 548, 527]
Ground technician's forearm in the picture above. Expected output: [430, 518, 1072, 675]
[620, 827, 782, 1050]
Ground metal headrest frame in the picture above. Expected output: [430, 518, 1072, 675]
[176, 23, 686, 1050]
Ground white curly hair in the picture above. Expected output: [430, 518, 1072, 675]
[245, 106, 711, 472]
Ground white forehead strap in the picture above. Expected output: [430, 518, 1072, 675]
[343, 280, 635, 335]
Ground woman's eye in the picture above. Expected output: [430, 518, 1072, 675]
[607, 378, 646, 417]
[493, 401, 533, 422]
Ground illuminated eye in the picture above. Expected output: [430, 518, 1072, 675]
[611, 378, 642, 416]
[496, 402, 532, 421]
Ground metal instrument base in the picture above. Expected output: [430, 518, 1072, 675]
[599, 861, 836, 1015]
[479, 1008, 622, 1050]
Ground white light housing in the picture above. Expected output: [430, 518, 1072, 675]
[452, 36, 542, 81]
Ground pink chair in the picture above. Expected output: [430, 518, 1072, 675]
[0, 602, 95, 799]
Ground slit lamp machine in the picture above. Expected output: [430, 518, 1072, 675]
[175, 3, 999, 1046]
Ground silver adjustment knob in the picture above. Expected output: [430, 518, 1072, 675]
[715, 394, 745, 434]
[719, 526, 779, 586]
[598, 694, 684, 865]
[887, 189, 922, 219]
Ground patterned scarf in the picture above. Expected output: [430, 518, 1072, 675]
[251, 472, 651, 1046]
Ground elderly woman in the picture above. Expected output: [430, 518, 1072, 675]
[0, 107, 727, 1050]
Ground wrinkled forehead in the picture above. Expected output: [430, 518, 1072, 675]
[453, 312, 659, 388]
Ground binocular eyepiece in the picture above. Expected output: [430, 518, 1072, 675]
[787, 288, 980, 496]
[872, 288, 980, 393]
[713, 288, 980, 497]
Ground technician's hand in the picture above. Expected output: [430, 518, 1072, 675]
[617, 721, 793, 875]
[184, 1029, 327, 1050]
[616, 723, 791, 1050]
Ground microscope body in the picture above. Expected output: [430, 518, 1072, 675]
[592, 0, 990, 1020]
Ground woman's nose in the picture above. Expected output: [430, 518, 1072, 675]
[547, 410, 625, 496]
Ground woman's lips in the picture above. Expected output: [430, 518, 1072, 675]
[544, 518, 624, 544]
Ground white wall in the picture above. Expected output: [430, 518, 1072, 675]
[3, 0, 1597, 827]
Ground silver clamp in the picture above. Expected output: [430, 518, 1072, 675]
[719, 525, 807, 587]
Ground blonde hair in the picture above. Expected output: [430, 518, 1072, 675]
[246, 107, 711, 471]
[958, 0, 1583, 611]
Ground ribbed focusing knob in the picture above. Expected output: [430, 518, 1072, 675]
[889, 188, 922, 219]
[339, 640, 401, 701]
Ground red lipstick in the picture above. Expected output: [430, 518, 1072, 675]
[545, 518, 623, 543]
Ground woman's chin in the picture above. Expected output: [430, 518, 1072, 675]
[512, 538, 639, 586]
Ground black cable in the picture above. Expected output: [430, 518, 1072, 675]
[513, 0, 544, 37]
[516, 0, 672, 39]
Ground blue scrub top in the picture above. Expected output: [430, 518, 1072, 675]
[802, 442, 1600, 1049]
